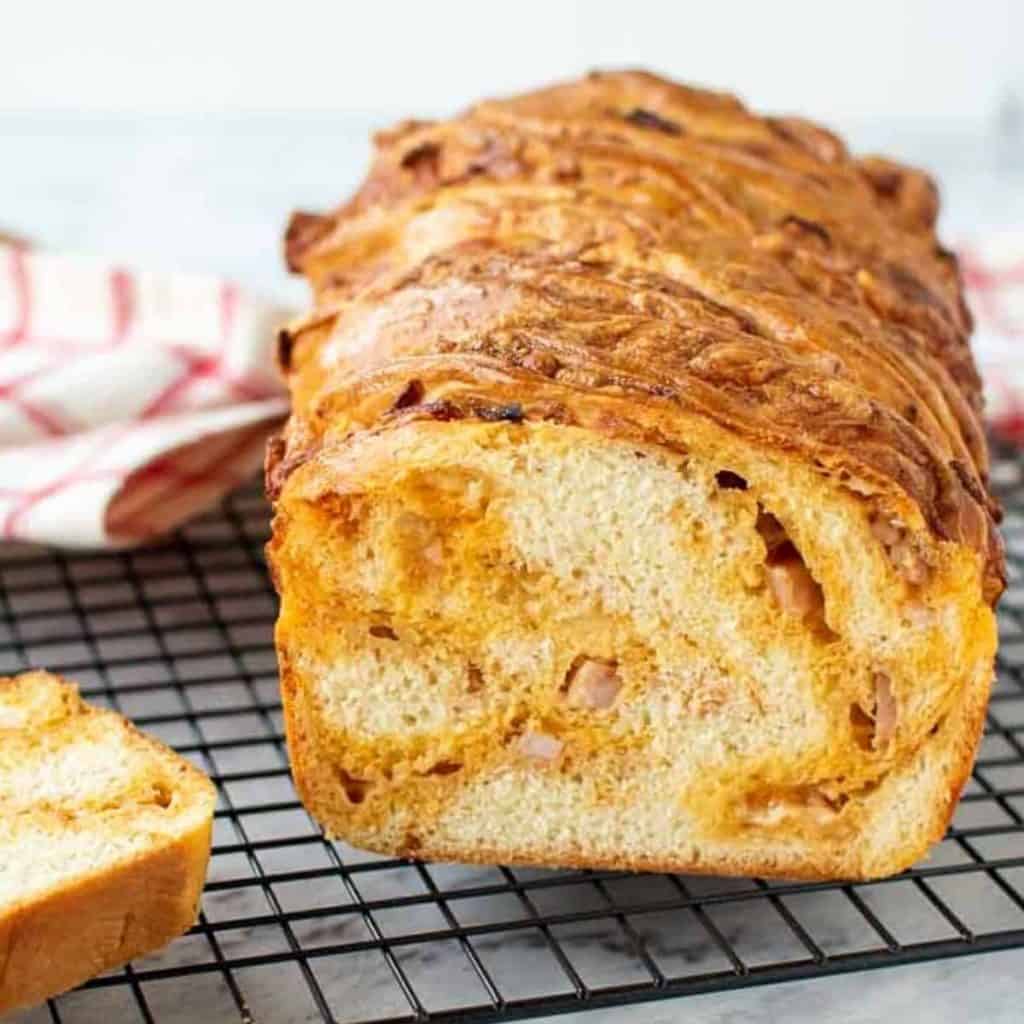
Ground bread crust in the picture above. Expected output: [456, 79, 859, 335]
[0, 672, 215, 1015]
[269, 71, 1001, 882]
[0, 820, 211, 1014]
[273, 69, 1002, 601]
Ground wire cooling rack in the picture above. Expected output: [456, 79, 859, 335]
[3, 459, 1024, 1024]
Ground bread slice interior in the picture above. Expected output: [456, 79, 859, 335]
[273, 417, 995, 880]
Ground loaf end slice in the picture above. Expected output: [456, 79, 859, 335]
[272, 419, 996, 881]
[0, 671, 216, 1015]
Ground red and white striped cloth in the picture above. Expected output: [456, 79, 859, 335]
[0, 243, 289, 547]
[961, 234, 1024, 445]
[1, 239, 1022, 549]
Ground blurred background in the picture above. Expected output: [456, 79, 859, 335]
[2, 0, 1021, 303]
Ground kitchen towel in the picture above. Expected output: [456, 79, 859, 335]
[961, 234, 1024, 444]
[0, 243, 289, 547]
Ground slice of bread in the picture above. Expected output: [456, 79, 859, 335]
[271, 419, 995, 880]
[0, 671, 216, 1015]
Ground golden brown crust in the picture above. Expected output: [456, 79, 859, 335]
[0, 673, 215, 1015]
[0, 822, 211, 1015]
[275, 69, 1002, 602]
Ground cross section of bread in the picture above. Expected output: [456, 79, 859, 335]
[268, 71, 1002, 881]
[0, 671, 215, 1015]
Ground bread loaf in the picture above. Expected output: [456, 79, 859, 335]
[268, 71, 1003, 880]
[0, 671, 215, 1014]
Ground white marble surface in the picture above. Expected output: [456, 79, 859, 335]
[1, 113, 1023, 1024]
[541, 950, 1024, 1023]
[5, 0, 1022, 124]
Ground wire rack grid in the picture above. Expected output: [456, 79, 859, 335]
[2, 457, 1024, 1024]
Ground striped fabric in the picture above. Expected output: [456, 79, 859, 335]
[0, 244, 288, 547]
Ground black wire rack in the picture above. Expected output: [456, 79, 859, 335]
[3, 455, 1024, 1024]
